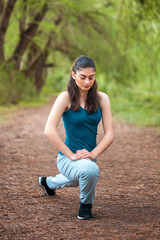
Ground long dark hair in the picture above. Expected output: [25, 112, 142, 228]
[67, 55, 99, 114]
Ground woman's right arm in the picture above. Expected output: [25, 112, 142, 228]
[44, 92, 77, 160]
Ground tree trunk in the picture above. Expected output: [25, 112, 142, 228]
[0, 0, 4, 15]
[0, 0, 17, 61]
[34, 50, 48, 93]
[34, 35, 53, 93]
[23, 34, 52, 93]
[8, 3, 48, 70]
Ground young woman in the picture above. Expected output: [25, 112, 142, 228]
[39, 55, 114, 220]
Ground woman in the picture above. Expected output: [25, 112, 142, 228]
[39, 55, 114, 220]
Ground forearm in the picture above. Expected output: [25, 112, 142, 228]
[44, 128, 73, 159]
[91, 133, 114, 159]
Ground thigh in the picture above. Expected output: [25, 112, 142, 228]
[57, 154, 99, 181]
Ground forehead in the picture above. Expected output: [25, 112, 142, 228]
[76, 68, 96, 75]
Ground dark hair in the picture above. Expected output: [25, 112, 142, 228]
[67, 55, 99, 114]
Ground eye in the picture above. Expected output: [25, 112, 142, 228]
[89, 77, 94, 80]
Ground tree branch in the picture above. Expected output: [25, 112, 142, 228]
[44, 63, 55, 68]
[19, 0, 27, 32]
[24, 33, 52, 73]
[26, 50, 43, 72]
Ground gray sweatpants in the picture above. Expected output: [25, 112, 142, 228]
[46, 153, 99, 204]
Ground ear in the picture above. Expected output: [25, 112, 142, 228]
[72, 71, 76, 80]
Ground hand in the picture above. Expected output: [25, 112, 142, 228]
[69, 152, 90, 161]
[76, 149, 94, 160]
[69, 153, 79, 161]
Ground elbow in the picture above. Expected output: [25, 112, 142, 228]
[111, 131, 115, 143]
[105, 131, 114, 144]
[111, 134, 114, 144]
[44, 126, 56, 138]
[44, 129, 48, 138]
[108, 133, 114, 144]
[44, 127, 50, 138]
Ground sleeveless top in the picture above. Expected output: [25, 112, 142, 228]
[59, 104, 102, 155]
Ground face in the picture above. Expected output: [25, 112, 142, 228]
[72, 68, 96, 92]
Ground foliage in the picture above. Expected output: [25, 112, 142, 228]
[0, 0, 160, 127]
[0, 62, 35, 104]
[101, 79, 160, 127]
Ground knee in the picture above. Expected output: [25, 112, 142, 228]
[82, 161, 99, 180]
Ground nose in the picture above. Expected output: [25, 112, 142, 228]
[84, 78, 90, 85]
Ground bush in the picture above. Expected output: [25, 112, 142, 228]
[0, 62, 36, 105]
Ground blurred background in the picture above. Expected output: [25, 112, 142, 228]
[0, 0, 160, 127]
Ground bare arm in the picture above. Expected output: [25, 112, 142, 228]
[76, 92, 114, 160]
[91, 92, 114, 158]
[44, 92, 78, 160]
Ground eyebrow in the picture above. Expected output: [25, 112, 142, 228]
[79, 74, 95, 77]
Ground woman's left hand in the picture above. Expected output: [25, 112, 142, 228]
[76, 149, 94, 160]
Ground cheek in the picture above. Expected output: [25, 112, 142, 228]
[76, 79, 83, 85]
[91, 80, 95, 86]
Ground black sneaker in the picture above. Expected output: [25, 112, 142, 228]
[39, 177, 56, 196]
[78, 202, 93, 220]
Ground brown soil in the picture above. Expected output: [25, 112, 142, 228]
[0, 100, 160, 240]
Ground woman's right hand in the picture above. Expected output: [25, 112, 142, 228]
[69, 150, 92, 161]
[69, 154, 79, 161]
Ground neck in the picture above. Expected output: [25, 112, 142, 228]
[79, 89, 88, 101]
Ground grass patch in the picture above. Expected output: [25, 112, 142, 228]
[0, 105, 19, 124]
[19, 96, 51, 107]
[110, 86, 160, 127]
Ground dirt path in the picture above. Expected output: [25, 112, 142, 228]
[0, 101, 160, 240]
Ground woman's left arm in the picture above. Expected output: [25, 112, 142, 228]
[76, 92, 114, 160]
[90, 92, 114, 159]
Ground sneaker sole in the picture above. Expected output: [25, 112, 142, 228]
[78, 215, 92, 220]
[39, 177, 50, 196]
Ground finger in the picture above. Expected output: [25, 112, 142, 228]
[77, 149, 88, 153]
[79, 150, 89, 155]
[79, 154, 90, 159]
[81, 149, 88, 152]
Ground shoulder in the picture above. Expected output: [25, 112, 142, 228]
[57, 91, 70, 100]
[55, 91, 71, 110]
[97, 91, 111, 108]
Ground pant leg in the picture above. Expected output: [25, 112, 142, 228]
[47, 173, 79, 189]
[57, 153, 99, 204]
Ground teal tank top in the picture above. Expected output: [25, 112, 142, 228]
[59, 104, 102, 155]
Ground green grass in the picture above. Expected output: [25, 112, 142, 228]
[112, 98, 160, 126]
[110, 86, 160, 129]
[19, 96, 50, 107]
[0, 105, 18, 123]
[111, 96, 160, 136]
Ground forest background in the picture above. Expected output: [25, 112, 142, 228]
[0, 0, 160, 127]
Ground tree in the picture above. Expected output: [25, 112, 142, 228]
[0, 0, 110, 103]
